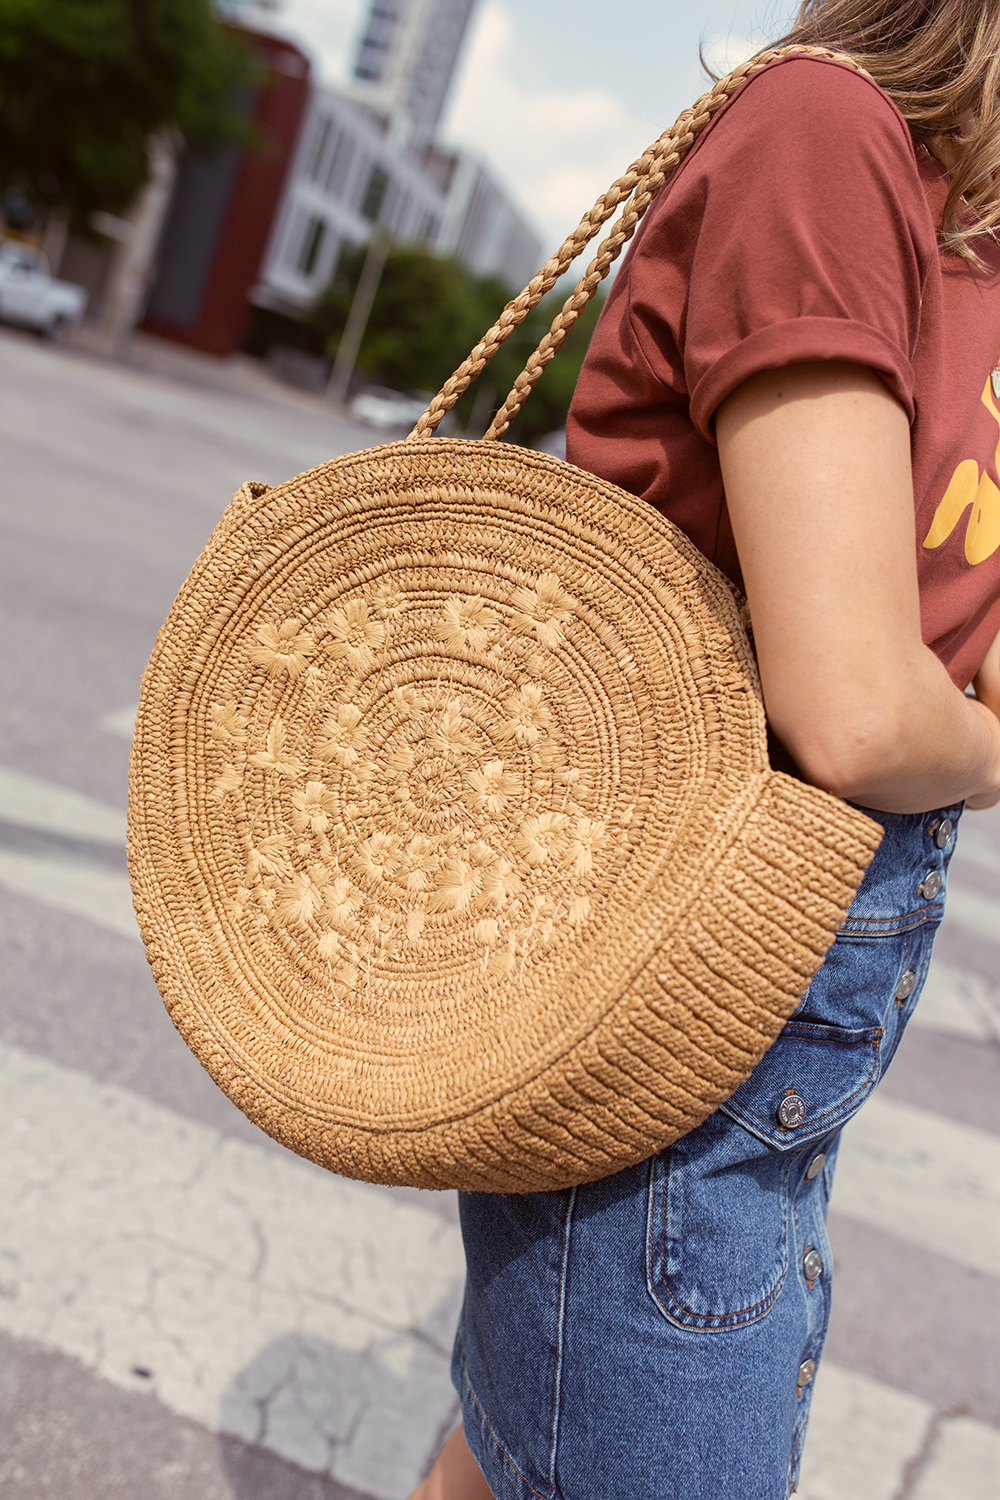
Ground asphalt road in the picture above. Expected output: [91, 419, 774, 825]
[1, 324, 999, 1500]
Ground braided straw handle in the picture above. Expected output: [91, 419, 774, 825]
[407, 46, 865, 444]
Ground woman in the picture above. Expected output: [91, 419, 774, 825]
[410, 2, 1000, 1495]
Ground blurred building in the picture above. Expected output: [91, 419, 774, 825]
[352, 0, 477, 133]
[141, 29, 311, 355]
[133, 0, 541, 356]
[254, 86, 542, 323]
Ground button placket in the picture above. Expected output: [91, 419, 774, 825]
[805, 1152, 826, 1181]
[928, 817, 954, 850]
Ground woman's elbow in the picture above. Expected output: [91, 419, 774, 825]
[771, 705, 907, 804]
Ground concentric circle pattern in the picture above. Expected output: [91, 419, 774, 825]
[128, 440, 882, 1191]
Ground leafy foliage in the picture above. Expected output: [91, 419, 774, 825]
[477, 285, 607, 449]
[311, 243, 606, 446]
[312, 244, 492, 394]
[0, 0, 250, 220]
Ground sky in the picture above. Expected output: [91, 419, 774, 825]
[258, 0, 800, 253]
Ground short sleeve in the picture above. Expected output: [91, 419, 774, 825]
[625, 57, 938, 439]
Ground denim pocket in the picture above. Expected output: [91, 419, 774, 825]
[647, 1015, 883, 1331]
[720, 1019, 883, 1149]
[647, 1110, 795, 1330]
[646, 805, 957, 1341]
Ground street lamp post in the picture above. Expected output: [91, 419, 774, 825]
[326, 231, 391, 404]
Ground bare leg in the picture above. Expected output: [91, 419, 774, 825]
[407, 1425, 495, 1500]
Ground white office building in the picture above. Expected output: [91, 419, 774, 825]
[254, 86, 542, 318]
[251, 0, 542, 318]
[353, 0, 478, 133]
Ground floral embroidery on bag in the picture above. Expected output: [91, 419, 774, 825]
[205, 573, 625, 981]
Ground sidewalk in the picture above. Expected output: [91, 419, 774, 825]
[64, 322, 344, 420]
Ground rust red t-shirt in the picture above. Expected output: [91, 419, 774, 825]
[566, 54, 1000, 688]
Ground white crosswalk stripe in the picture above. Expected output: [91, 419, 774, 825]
[1, 761, 999, 1497]
[0, 764, 126, 845]
[98, 702, 138, 740]
[0, 1039, 462, 1500]
[0, 848, 139, 941]
[940, 880, 1000, 947]
[911, 1418, 1000, 1500]
[2, 1033, 998, 1500]
[911, 960, 1000, 1041]
[799, 1368, 1000, 1500]
[835, 1096, 1000, 1280]
[953, 824, 1000, 878]
[797, 1364, 930, 1500]
[1, 759, 997, 1038]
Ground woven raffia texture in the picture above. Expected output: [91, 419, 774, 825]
[128, 441, 882, 1192]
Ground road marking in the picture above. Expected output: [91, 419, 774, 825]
[912, 1417, 1000, 1500]
[0, 763, 125, 844]
[798, 1363, 930, 1500]
[835, 1094, 1000, 1280]
[99, 703, 137, 740]
[3, 858, 995, 1282]
[3, 1038, 998, 1500]
[953, 824, 1000, 879]
[0, 764, 997, 1038]
[942, 879, 1000, 947]
[0, 1039, 463, 1500]
[2, 851, 990, 1044]
[911, 960, 1000, 1042]
[0, 801, 997, 1043]
[801, 1364, 1000, 1500]
[0, 849, 139, 941]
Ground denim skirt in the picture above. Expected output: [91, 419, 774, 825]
[451, 803, 962, 1500]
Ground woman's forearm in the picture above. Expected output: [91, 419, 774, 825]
[716, 360, 1000, 815]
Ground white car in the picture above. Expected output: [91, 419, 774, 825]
[0, 241, 87, 338]
[349, 386, 430, 431]
[533, 428, 567, 459]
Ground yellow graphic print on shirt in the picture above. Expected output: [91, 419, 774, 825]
[923, 377, 1000, 565]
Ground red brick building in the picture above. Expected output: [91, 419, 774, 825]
[141, 30, 310, 356]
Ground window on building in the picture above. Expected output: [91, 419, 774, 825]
[417, 210, 440, 244]
[308, 117, 332, 181]
[359, 165, 390, 223]
[354, 2, 401, 81]
[391, 189, 411, 235]
[325, 134, 355, 198]
[298, 215, 326, 276]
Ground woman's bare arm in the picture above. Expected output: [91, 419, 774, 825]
[715, 360, 1000, 814]
[968, 621, 1000, 808]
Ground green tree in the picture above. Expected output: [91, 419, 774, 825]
[312, 242, 605, 446]
[0, 0, 249, 221]
[312, 243, 486, 396]
[457, 282, 607, 447]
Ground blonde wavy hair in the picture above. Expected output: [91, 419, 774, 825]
[766, 0, 1000, 257]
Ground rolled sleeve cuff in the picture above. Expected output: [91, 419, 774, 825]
[689, 317, 916, 441]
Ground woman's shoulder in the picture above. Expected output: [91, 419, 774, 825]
[654, 50, 936, 259]
[693, 52, 918, 171]
[723, 51, 910, 125]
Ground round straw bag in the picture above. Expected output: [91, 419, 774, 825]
[128, 48, 882, 1193]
